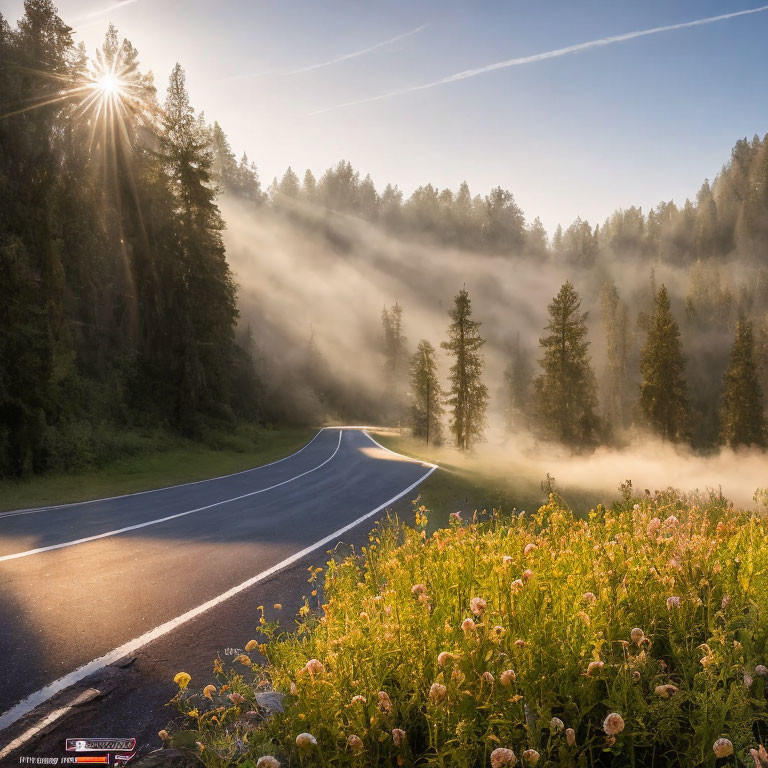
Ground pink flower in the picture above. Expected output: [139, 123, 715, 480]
[630, 627, 645, 644]
[470, 597, 487, 615]
[522, 749, 540, 766]
[450, 511, 462, 521]
[646, 517, 661, 537]
[603, 713, 625, 736]
[500, 669, 517, 686]
[666, 596, 681, 610]
[347, 734, 363, 754]
[482, 671, 494, 685]
[565, 728, 576, 747]
[654, 684, 678, 698]
[522, 569, 534, 581]
[502, 555, 513, 565]
[392, 728, 406, 747]
[511, 579, 524, 590]
[582, 592, 597, 603]
[586, 660, 604, 676]
[350, 695, 366, 705]
[428, 682, 447, 704]
[490, 747, 517, 767]
[462, 618, 476, 635]
[304, 659, 325, 675]
[524, 543, 537, 556]
[377, 690, 392, 713]
[437, 651, 455, 667]
[411, 583, 427, 597]
[228, 692, 246, 704]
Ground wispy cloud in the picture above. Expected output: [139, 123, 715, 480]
[285, 23, 428, 76]
[310, 4, 768, 115]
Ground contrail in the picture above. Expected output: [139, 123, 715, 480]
[286, 23, 428, 76]
[311, 4, 768, 115]
[79, 0, 139, 20]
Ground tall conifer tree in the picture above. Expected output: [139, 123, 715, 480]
[534, 281, 598, 445]
[442, 288, 488, 450]
[639, 285, 689, 440]
[409, 340, 443, 445]
[720, 317, 765, 447]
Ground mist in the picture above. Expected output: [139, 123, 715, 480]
[221, 194, 768, 509]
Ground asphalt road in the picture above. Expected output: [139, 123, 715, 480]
[0, 428, 435, 761]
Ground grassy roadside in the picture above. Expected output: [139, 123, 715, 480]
[372, 430, 602, 529]
[0, 427, 315, 512]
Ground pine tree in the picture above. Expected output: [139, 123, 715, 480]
[720, 317, 766, 447]
[409, 340, 443, 445]
[600, 281, 630, 433]
[504, 333, 532, 430]
[382, 303, 408, 395]
[160, 63, 238, 421]
[534, 281, 599, 445]
[441, 288, 489, 450]
[639, 285, 689, 440]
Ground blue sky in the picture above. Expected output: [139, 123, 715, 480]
[3, 0, 768, 233]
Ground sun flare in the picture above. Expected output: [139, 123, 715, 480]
[96, 73, 122, 96]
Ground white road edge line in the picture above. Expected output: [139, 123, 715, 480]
[0, 689, 100, 761]
[0, 461, 438, 734]
[0, 431, 343, 563]
[1, 429, 329, 517]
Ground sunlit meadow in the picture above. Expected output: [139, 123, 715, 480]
[167, 491, 768, 767]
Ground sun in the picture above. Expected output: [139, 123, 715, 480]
[96, 73, 122, 96]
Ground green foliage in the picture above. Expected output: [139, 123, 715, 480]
[172, 492, 768, 767]
[534, 282, 599, 445]
[720, 317, 766, 447]
[0, 6, 260, 476]
[409, 340, 443, 446]
[639, 286, 689, 441]
[441, 289, 489, 450]
[381, 303, 409, 420]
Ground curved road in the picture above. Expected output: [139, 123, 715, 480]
[0, 428, 435, 757]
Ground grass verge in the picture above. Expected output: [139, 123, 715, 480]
[372, 430, 601, 529]
[0, 426, 315, 512]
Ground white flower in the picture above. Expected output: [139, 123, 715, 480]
[392, 728, 406, 747]
[461, 618, 476, 635]
[666, 596, 681, 610]
[490, 747, 517, 767]
[350, 694, 366, 705]
[347, 734, 363, 754]
[603, 713, 625, 736]
[713, 738, 734, 758]
[295, 733, 317, 750]
[565, 728, 576, 746]
[630, 627, 645, 644]
[655, 684, 679, 698]
[411, 583, 427, 596]
[550, 717, 564, 733]
[524, 543, 537, 556]
[756, 664, 768, 677]
[582, 592, 596, 603]
[256, 758, 280, 768]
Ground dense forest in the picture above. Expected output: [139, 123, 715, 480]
[2, 0, 768, 478]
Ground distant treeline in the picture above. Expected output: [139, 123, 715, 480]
[217, 127, 768, 267]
